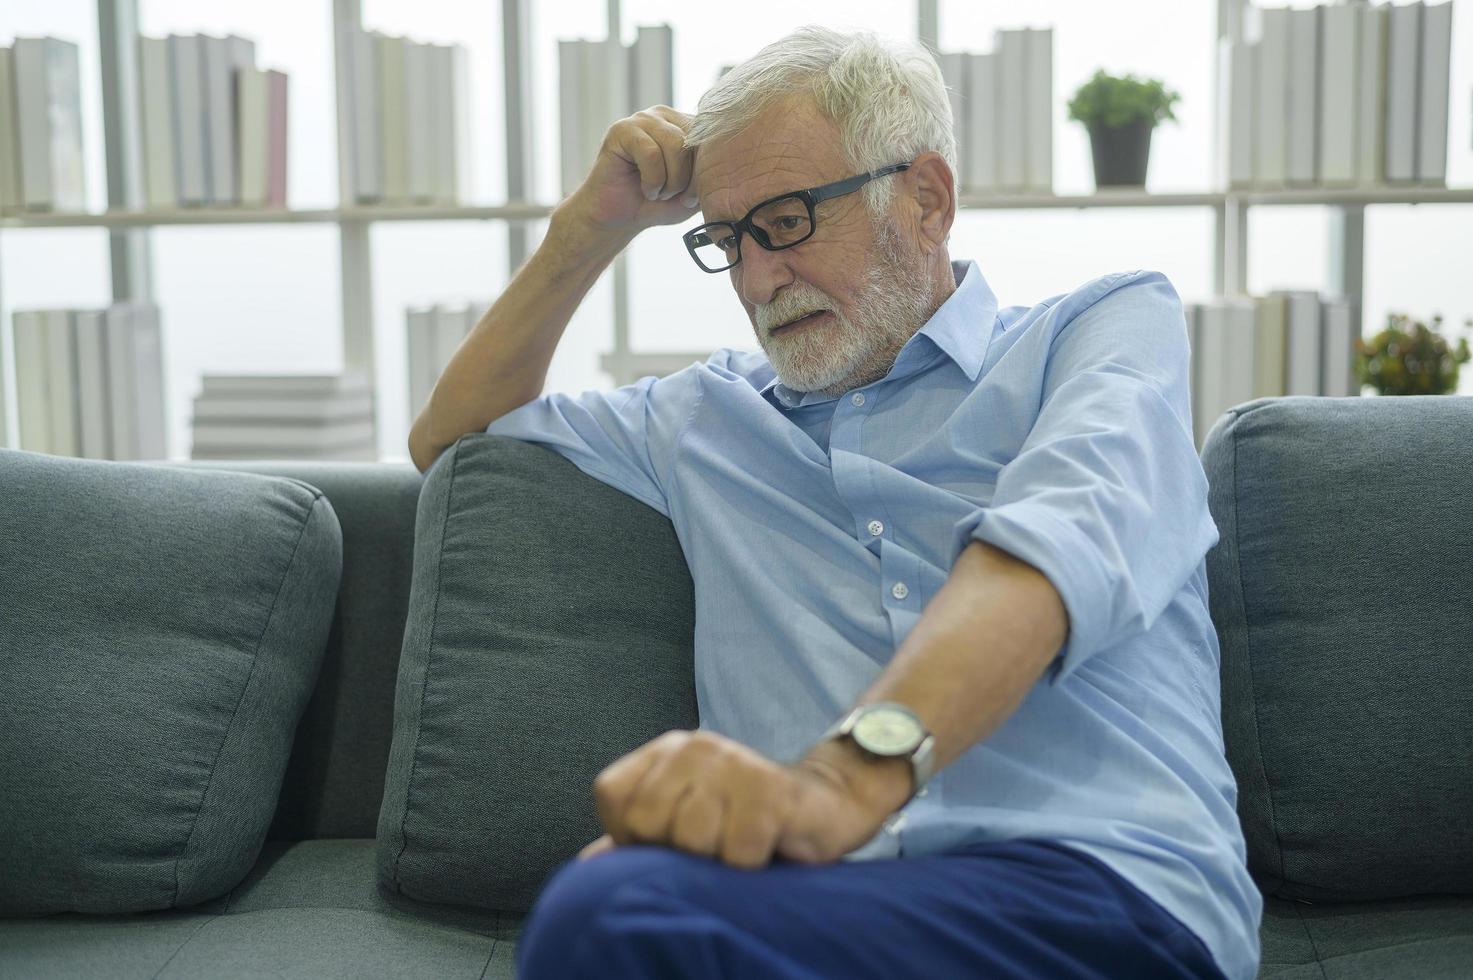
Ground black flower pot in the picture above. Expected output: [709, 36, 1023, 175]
[1087, 117, 1154, 188]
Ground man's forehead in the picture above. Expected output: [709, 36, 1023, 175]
[695, 100, 844, 220]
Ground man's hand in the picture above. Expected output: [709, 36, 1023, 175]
[577, 729, 904, 868]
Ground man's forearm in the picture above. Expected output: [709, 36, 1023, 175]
[799, 540, 1070, 815]
[408, 206, 636, 472]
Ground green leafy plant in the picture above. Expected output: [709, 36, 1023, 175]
[1355, 312, 1472, 395]
[1067, 70, 1181, 130]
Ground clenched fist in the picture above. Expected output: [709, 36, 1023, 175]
[576, 728, 906, 869]
[562, 105, 702, 239]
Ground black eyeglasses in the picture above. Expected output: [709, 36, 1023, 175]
[682, 163, 911, 273]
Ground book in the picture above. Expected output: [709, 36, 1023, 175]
[138, 36, 177, 209]
[558, 39, 585, 198]
[406, 305, 437, 420]
[201, 35, 256, 206]
[1320, 297, 1358, 397]
[73, 309, 111, 459]
[13, 311, 52, 452]
[237, 66, 269, 207]
[0, 47, 25, 212]
[1416, 1, 1451, 185]
[1383, 0, 1421, 183]
[630, 24, 674, 111]
[1220, 37, 1255, 189]
[169, 35, 209, 206]
[1252, 293, 1287, 399]
[994, 29, 1026, 191]
[192, 393, 374, 422]
[1222, 299, 1257, 414]
[1282, 289, 1323, 396]
[1254, 7, 1290, 188]
[265, 70, 288, 208]
[43, 309, 79, 457]
[12, 37, 86, 211]
[429, 44, 454, 206]
[106, 302, 167, 459]
[1355, 2, 1389, 187]
[377, 34, 409, 205]
[350, 29, 383, 203]
[405, 39, 434, 204]
[199, 371, 371, 397]
[1317, 3, 1357, 186]
[964, 52, 998, 194]
[450, 46, 472, 205]
[937, 51, 967, 186]
[1023, 27, 1052, 194]
[1285, 6, 1318, 187]
[190, 419, 376, 451]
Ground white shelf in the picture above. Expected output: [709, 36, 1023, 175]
[5, 187, 1470, 231]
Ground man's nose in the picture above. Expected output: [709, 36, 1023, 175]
[735, 236, 794, 309]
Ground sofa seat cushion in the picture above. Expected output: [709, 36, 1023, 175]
[1257, 894, 1473, 979]
[376, 435, 699, 913]
[0, 451, 342, 915]
[0, 840, 522, 979]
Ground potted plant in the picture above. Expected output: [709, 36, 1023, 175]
[1067, 69, 1181, 189]
[1355, 312, 1472, 395]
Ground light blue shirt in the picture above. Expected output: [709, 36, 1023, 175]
[485, 260, 1263, 980]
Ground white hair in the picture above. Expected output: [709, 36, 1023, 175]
[683, 26, 957, 221]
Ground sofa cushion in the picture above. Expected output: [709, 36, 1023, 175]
[0, 450, 342, 915]
[377, 434, 698, 913]
[1202, 396, 1473, 904]
[0, 840, 522, 979]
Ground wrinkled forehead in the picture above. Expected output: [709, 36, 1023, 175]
[693, 98, 848, 222]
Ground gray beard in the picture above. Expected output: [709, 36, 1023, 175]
[758, 221, 940, 399]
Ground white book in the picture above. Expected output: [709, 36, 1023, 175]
[170, 35, 209, 206]
[1383, 0, 1422, 183]
[450, 45, 472, 205]
[138, 37, 177, 209]
[351, 30, 383, 203]
[1285, 7, 1318, 186]
[558, 39, 585, 198]
[584, 38, 628, 170]
[405, 40, 435, 204]
[122, 302, 167, 459]
[1220, 37, 1256, 189]
[237, 66, 269, 208]
[1254, 7, 1290, 188]
[406, 305, 437, 421]
[191, 419, 376, 451]
[103, 304, 138, 459]
[1283, 289, 1323, 395]
[191, 444, 378, 462]
[1317, 4, 1357, 186]
[73, 309, 111, 459]
[42, 310, 79, 457]
[13, 311, 52, 452]
[631, 24, 674, 111]
[937, 51, 967, 187]
[200, 371, 371, 397]
[1416, 1, 1451, 185]
[1253, 293, 1288, 399]
[964, 52, 998, 194]
[0, 47, 24, 212]
[1320, 297, 1359, 397]
[1023, 27, 1052, 194]
[1355, 3, 1389, 187]
[13, 37, 86, 211]
[1223, 298, 1258, 413]
[264, 70, 288, 208]
[193, 393, 374, 422]
[994, 29, 1026, 191]
[429, 44, 455, 206]
[1193, 303, 1231, 447]
[377, 35, 409, 205]
[201, 35, 254, 206]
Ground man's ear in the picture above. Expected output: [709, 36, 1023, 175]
[907, 151, 955, 255]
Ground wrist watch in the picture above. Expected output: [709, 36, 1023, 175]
[820, 701, 936, 804]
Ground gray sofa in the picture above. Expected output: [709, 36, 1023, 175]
[1, 394, 1470, 979]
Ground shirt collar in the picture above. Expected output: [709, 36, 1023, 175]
[760, 259, 998, 409]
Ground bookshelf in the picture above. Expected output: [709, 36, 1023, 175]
[0, 0, 1468, 456]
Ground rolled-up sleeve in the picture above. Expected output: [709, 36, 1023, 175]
[483, 364, 701, 519]
[948, 271, 1219, 686]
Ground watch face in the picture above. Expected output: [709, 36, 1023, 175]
[853, 705, 922, 755]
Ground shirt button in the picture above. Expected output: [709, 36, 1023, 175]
[851, 392, 865, 406]
[891, 582, 909, 599]
[867, 519, 884, 536]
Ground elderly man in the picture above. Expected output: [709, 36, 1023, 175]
[408, 25, 1261, 980]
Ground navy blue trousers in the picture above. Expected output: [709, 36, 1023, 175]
[516, 837, 1228, 979]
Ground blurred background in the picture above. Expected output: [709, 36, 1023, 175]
[1, 0, 1469, 463]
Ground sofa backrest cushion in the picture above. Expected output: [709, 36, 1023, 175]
[0, 450, 342, 916]
[377, 434, 698, 913]
[1202, 395, 1473, 903]
[176, 461, 423, 841]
